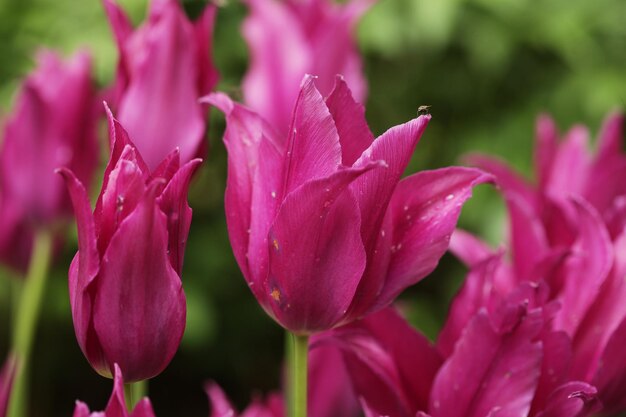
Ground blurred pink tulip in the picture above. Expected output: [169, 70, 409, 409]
[0, 357, 16, 417]
[326, 305, 599, 417]
[205, 75, 491, 334]
[59, 107, 200, 382]
[206, 383, 283, 417]
[104, 0, 218, 170]
[0, 50, 99, 272]
[242, 0, 374, 134]
[73, 364, 156, 417]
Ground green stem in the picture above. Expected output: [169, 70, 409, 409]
[290, 333, 309, 417]
[124, 380, 147, 411]
[8, 230, 53, 417]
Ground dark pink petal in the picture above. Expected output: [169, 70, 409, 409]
[116, 0, 205, 169]
[324, 76, 374, 167]
[328, 308, 441, 417]
[372, 167, 493, 312]
[267, 163, 384, 332]
[308, 343, 359, 417]
[205, 382, 237, 417]
[203, 93, 284, 287]
[56, 169, 106, 374]
[129, 399, 156, 417]
[437, 254, 507, 357]
[544, 126, 590, 200]
[506, 194, 549, 282]
[535, 114, 559, 191]
[102, 0, 133, 52]
[157, 158, 202, 275]
[571, 230, 626, 381]
[466, 154, 537, 212]
[552, 199, 613, 337]
[430, 309, 542, 417]
[530, 331, 574, 414]
[72, 402, 91, 417]
[148, 148, 180, 185]
[534, 382, 600, 417]
[94, 183, 186, 381]
[593, 316, 626, 413]
[241, 396, 284, 417]
[448, 229, 495, 267]
[281, 75, 342, 195]
[104, 364, 128, 417]
[347, 115, 430, 317]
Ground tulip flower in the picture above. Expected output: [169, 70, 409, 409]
[58, 106, 200, 382]
[242, 0, 374, 134]
[73, 364, 156, 417]
[103, 0, 218, 170]
[206, 383, 283, 417]
[325, 305, 600, 417]
[0, 357, 16, 417]
[205, 75, 491, 334]
[0, 50, 99, 272]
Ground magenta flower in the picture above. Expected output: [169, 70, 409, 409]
[206, 383, 283, 417]
[73, 364, 156, 417]
[242, 0, 374, 134]
[103, 0, 218, 170]
[0, 50, 99, 272]
[0, 357, 16, 417]
[204, 75, 491, 334]
[58, 107, 200, 382]
[325, 305, 599, 417]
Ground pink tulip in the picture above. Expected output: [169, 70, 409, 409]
[0, 50, 99, 272]
[204, 75, 491, 334]
[242, 0, 374, 134]
[326, 305, 599, 417]
[0, 357, 16, 417]
[73, 364, 156, 417]
[206, 383, 283, 417]
[58, 107, 200, 382]
[104, 0, 218, 170]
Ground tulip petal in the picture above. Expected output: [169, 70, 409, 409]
[552, 199, 613, 336]
[596, 111, 624, 160]
[593, 316, 626, 413]
[448, 229, 495, 267]
[193, 4, 219, 95]
[129, 399, 156, 417]
[205, 382, 236, 417]
[327, 308, 441, 417]
[102, 0, 133, 51]
[116, 0, 205, 170]
[267, 162, 384, 332]
[545, 126, 590, 200]
[72, 402, 91, 417]
[430, 309, 542, 417]
[373, 167, 492, 311]
[94, 182, 186, 381]
[347, 115, 430, 315]
[282, 75, 342, 195]
[535, 114, 559, 190]
[57, 168, 106, 374]
[104, 364, 128, 417]
[242, 0, 311, 133]
[203, 92, 284, 285]
[534, 382, 600, 417]
[157, 158, 202, 275]
[466, 154, 537, 212]
[325, 76, 374, 167]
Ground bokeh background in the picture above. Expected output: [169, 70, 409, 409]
[0, 0, 625, 415]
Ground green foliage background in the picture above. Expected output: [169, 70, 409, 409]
[0, 0, 624, 415]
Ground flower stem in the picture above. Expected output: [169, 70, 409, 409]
[290, 333, 309, 417]
[124, 380, 147, 411]
[8, 230, 53, 417]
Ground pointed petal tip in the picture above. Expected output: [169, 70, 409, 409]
[200, 92, 234, 115]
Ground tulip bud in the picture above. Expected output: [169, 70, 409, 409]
[103, 0, 219, 170]
[0, 50, 99, 272]
[59, 106, 200, 382]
